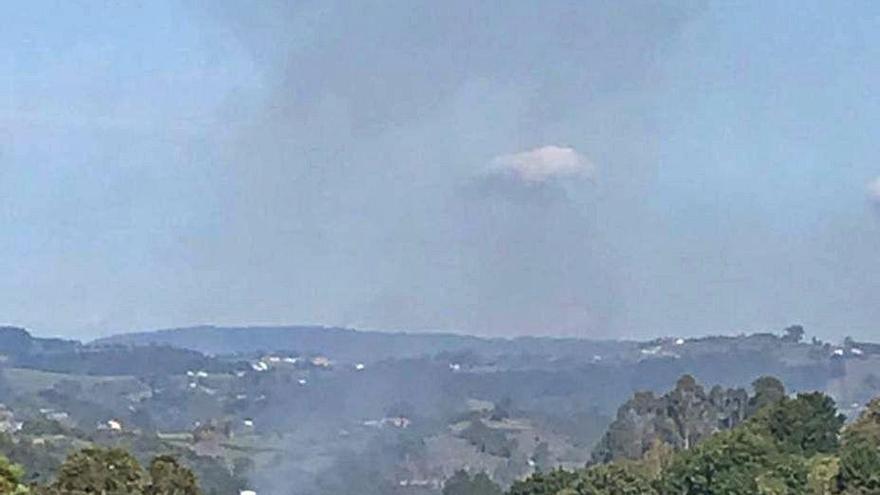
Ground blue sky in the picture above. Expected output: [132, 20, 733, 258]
[1, 1, 879, 340]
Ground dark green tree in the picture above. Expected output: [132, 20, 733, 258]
[571, 462, 658, 495]
[508, 460, 659, 495]
[508, 468, 579, 495]
[46, 448, 147, 495]
[592, 376, 749, 463]
[748, 376, 786, 416]
[754, 392, 844, 457]
[837, 441, 880, 494]
[659, 428, 807, 495]
[666, 375, 712, 450]
[837, 398, 880, 494]
[146, 456, 201, 495]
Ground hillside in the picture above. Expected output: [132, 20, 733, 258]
[2, 325, 880, 494]
[93, 325, 636, 363]
[0, 327, 237, 377]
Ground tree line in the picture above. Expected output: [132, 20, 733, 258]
[0, 447, 202, 495]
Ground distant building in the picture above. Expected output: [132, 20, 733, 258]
[311, 356, 331, 368]
[384, 416, 411, 428]
[100, 419, 122, 432]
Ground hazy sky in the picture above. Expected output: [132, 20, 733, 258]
[2, 1, 880, 340]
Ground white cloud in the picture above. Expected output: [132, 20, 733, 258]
[491, 145, 593, 183]
[869, 177, 880, 203]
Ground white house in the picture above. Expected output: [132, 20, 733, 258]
[311, 356, 332, 368]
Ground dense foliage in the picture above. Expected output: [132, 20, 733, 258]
[591, 374, 752, 463]
[0, 455, 29, 494]
[1, 447, 205, 495]
[509, 375, 880, 495]
[837, 398, 880, 494]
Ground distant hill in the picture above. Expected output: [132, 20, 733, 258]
[0, 326, 79, 358]
[93, 325, 634, 363]
[0, 326, 233, 376]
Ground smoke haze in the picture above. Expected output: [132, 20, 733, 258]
[1, 1, 880, 340]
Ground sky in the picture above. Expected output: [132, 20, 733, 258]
[1, 1, 879, 341]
